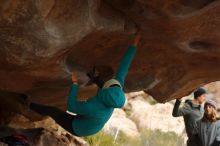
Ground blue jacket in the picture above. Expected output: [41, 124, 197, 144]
[67, 45, 137, 136]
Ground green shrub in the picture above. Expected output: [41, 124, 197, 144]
[83, 132, 120, 146]
[141, 129, 184, 146]
[83, 129, 184, 146]
[116, 132, 141, 146]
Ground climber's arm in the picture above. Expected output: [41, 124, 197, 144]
[114, 32, 141, 87]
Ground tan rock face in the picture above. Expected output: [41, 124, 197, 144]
[1, 0, 220, 117]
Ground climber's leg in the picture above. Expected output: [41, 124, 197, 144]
[30, 103, 77, 135]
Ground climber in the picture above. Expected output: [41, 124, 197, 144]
[29, 32, 141, 136]
[194, 99, 220, 146]
[172, 87, 207, 146]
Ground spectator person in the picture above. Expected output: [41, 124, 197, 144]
[194, 100, 220, 146]
[172, 87, 206, 146]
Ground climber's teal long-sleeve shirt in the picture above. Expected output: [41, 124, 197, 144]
[67, 45, 137, 136]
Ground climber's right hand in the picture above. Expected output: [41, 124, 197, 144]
[133, 32, 141, 47]
[71, 72, 78, 84]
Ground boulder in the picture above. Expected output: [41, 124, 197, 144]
[1, 0, 220, 125]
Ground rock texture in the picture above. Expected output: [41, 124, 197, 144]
[0, 126, 87, 146]
[1, 0, 220, 119]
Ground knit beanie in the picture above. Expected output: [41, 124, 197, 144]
[194, 88, 206, 99]
[205, 100, 217, 109]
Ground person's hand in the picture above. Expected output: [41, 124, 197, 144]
[176, 97, 182, 102]
[72, 72, 78, 84]
[133, 32, 141, 47]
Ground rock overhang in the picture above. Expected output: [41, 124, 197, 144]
[0, 0, 220, 110]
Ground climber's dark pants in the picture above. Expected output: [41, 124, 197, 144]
[30, 103, 78, 136]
